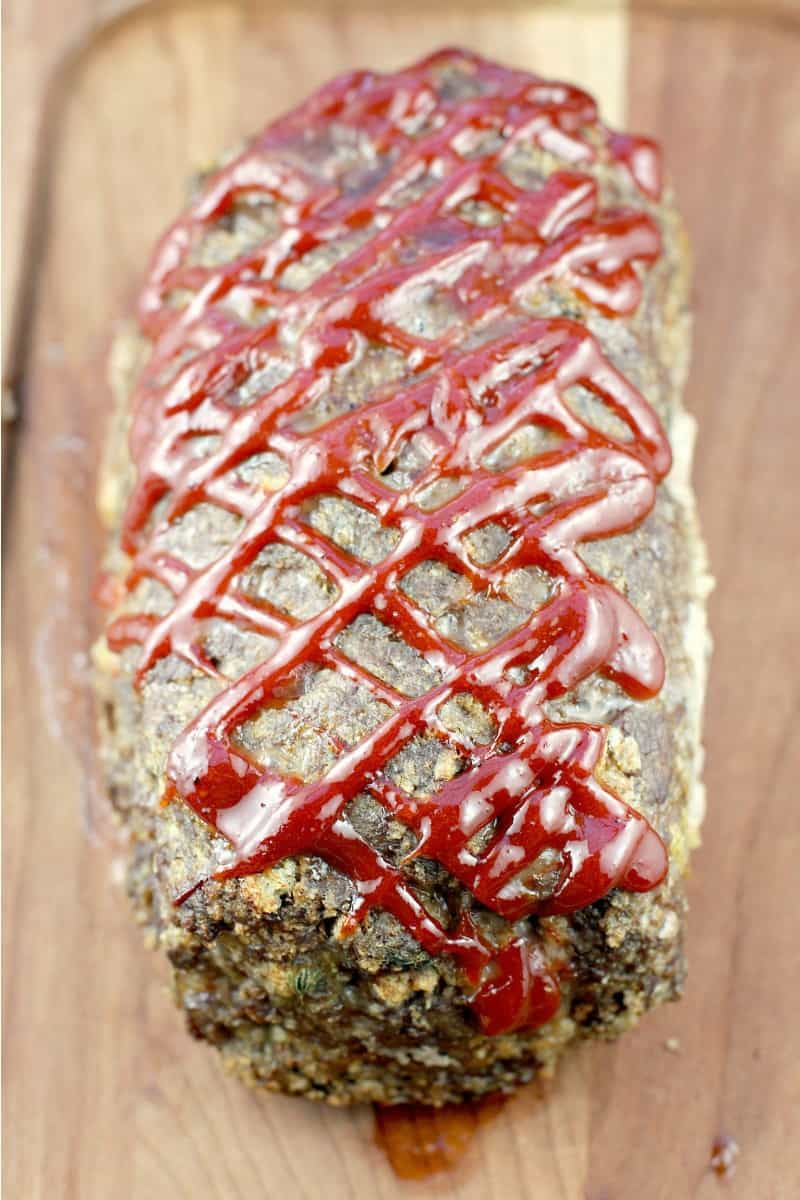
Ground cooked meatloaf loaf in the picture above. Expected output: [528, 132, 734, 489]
[94, 48, 711, 1106]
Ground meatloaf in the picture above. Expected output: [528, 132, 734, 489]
[94, 48, 711, 1106]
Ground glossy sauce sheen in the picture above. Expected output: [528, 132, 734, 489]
[374, 1095, 506, 1179]
[106, 50, 672, 1036]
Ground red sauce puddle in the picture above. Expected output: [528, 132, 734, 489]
[374, 1095, 507, 1179]
[104, 48, 671, 1038]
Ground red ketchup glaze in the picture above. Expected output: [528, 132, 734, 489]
[107, 49, 672, 1037]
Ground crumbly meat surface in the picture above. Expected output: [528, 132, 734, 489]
[95, 52, 711, 1106]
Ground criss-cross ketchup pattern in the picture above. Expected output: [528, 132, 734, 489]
[106, 50, 673, 1035]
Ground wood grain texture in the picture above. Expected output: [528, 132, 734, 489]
[3, 3, 799, 1198]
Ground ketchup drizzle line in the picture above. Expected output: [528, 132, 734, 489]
[106, 50, 671, 1037]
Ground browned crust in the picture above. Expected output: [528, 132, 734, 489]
[94, 58, 710, 1106]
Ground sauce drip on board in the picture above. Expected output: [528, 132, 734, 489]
[106, 49, 672, 1037]
[374, 1095, 507, 1180]
[710, 1134, 740, 1179]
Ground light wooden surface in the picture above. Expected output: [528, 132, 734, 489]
[3, 3, 800, 1198]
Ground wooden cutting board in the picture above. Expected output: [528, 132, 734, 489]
[4, 3, 800, 1197]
